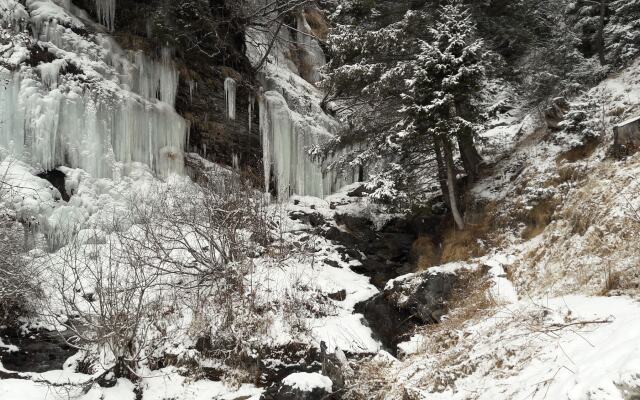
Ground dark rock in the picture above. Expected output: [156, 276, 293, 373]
[289, 211, 326, 228]
[324, 259, 342, 269]
[613, 116, 640, 156]
[250, 343, 321, 387]
[328, 290, 347, 301]
[355, 271, 459, 354]
[347, 184, 370, 197]
[262, 373, 334, 400]
[545, 97, 570, 130]
[37, 169, 70, 201]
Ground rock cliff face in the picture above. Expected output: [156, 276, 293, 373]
[73, 0, 262, 172]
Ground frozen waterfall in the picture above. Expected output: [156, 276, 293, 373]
[123, 47, 179, 107]
[0, 69, 187, 178]
[224, 77, 237, 120]
[260, 91, 332, 199]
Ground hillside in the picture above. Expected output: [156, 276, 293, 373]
[1, 0, 640, 399]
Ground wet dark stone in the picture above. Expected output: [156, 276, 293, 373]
[262, 383, 334, 400]
[37, 169, 70, 201]
[0, 328, 77, 373]
[328, 290, 347, 301]
[355, 271, 458, 354]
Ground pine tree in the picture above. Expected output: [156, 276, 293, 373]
[324, 1, 485, 228]
[606, 0, 640, 65]
[405, 2, 484, 228]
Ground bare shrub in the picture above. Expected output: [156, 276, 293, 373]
[44, 168, 311, 380]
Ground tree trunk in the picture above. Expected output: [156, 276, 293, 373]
[441, 136, 465, 230]
[433, 135, 450, 207]
[597, 0, 606, 65]
[456, 131, 482, 183]
[453, 101, 482, 182]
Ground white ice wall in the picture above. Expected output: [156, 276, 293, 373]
[0, 70, 187, 178]
[0, 0, 188, 179]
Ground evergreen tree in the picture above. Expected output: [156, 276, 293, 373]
[606, 0, 640, 66]
[406, 2, 484, 228]
[324, 1, 484, 228]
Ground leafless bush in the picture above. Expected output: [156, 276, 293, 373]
[45, 168, 310, 379]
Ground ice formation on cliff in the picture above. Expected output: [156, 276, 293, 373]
[0, 0, 187, 178]
[247, 8, 359, 199]
[224, 77, 237, 120]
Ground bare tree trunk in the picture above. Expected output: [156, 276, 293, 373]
[433, 135, 451, 207]
[456, 131, 482, 183]
[598, 0, 606, 65]
[453, 101, 482, 182]
[441, 136, 465, 230]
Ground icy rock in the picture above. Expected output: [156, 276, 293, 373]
[265, 372, 333, 400]
[356, 269, 459, 353]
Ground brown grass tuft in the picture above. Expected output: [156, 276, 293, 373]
[304, 8, 330, 39]
[413, 236, 440, 270]
[556, 138, 599, 163]
[519, 198, 558, 240]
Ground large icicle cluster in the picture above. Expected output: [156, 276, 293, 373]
[93, 0, 116, 31]
[0, 0, 187, 178]
[0, 70, 187, 178]
[122, 47, 179, 107]
[247, 9, 359, 199]
[260, 91, 323, 198]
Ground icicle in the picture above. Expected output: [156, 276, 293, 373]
[232, 154, 240, 170]
[121, 48, 178, 106]
[258, 93, 271, 195]
[259, 90, 327, 199]
[159, 47, 178, 107]
[188, 79, 196, 103]
[38, 59, 67, 89]
[224, 77, 237, 120]
[248, 94, 254, 132]
[93, 0, 116, 31]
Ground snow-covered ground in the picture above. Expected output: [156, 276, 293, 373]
[355, 56, 640, 400]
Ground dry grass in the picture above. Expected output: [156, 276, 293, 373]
[440, 227, 487, 263]
[304, 8, 330, 39]
[411, 201, 501, 268]
[413, 236, 440, 270]
[342, 359, 396, 400]
[555, 138, 599, 163]
[519, 198, 558, 239]
[406, 269, 495, 392]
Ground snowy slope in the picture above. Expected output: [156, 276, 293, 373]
[350, 57, 640, 400]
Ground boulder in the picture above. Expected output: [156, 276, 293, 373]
[262, 372, 333, 400]
[545, 97, 570, 129]
[355, 270, 459, 353]
[613, 115, 640, 156]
